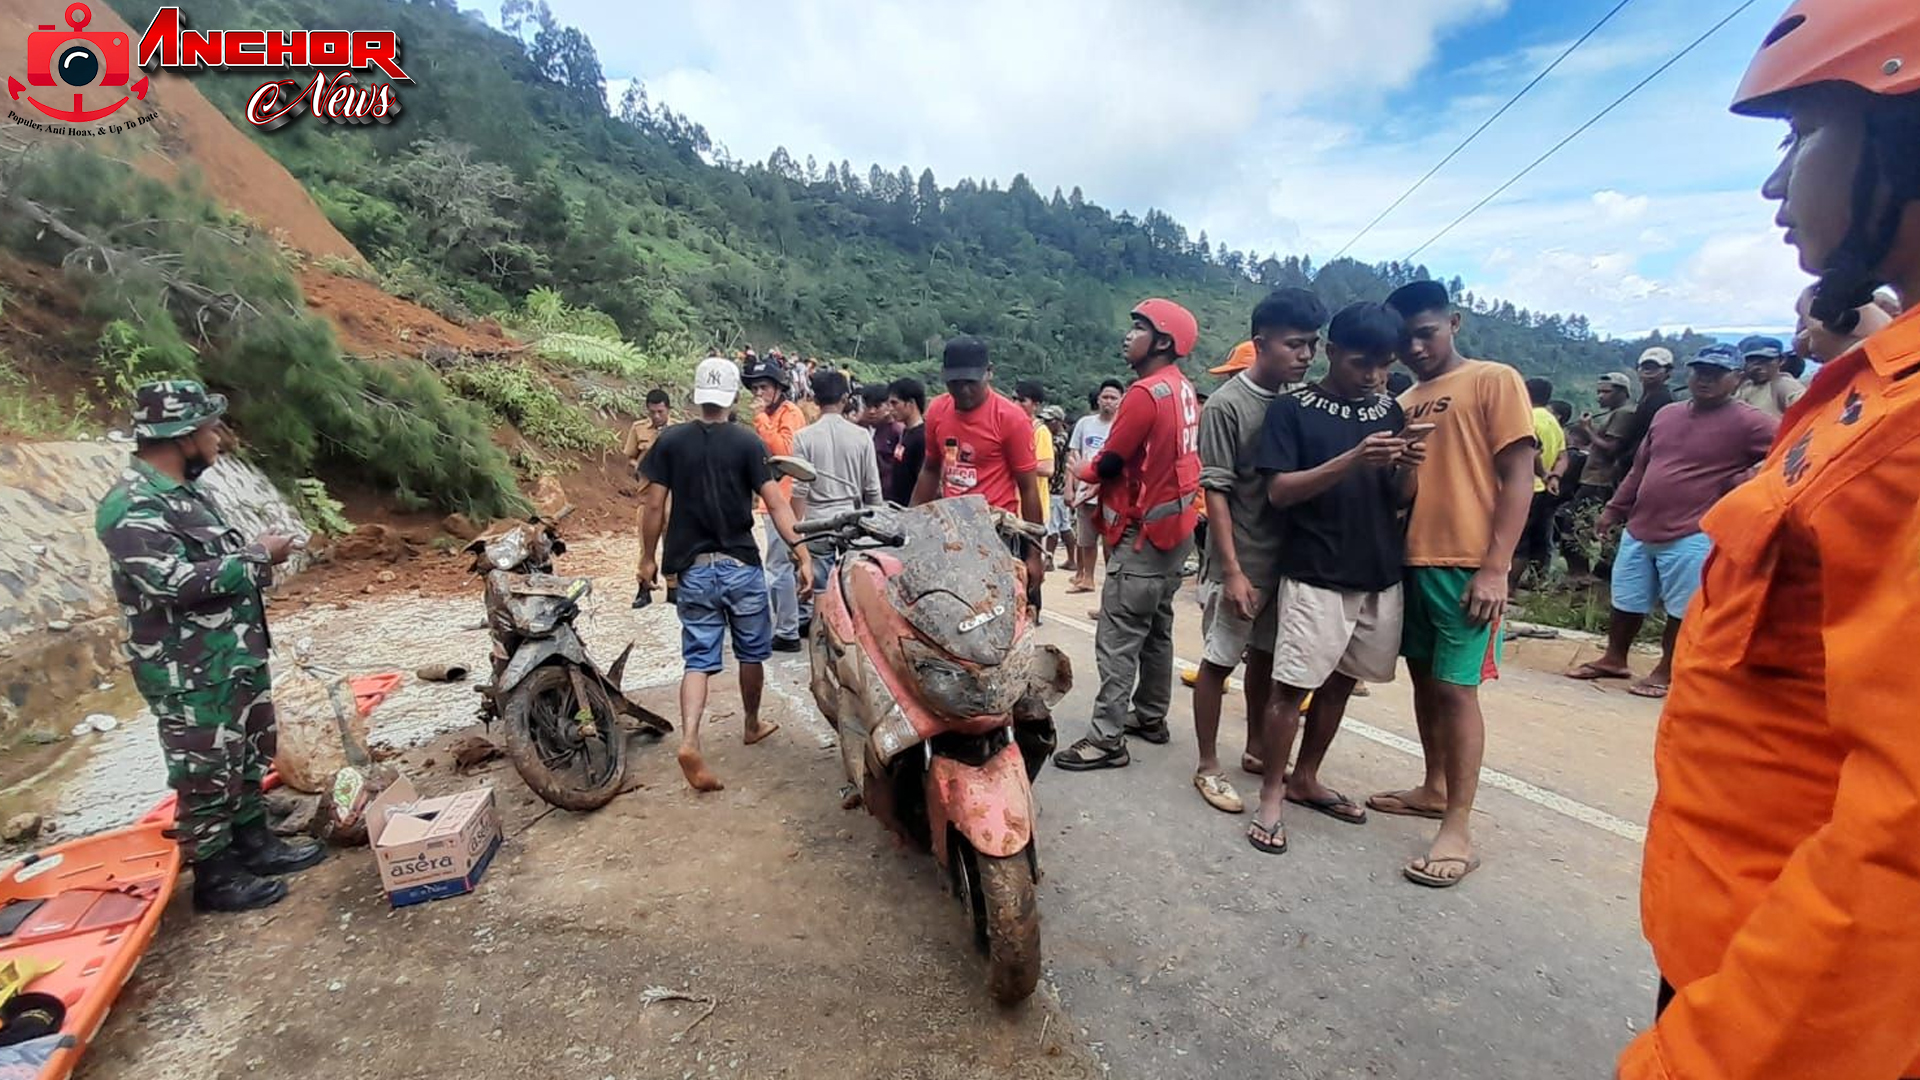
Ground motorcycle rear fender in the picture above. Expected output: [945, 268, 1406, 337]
[497, 627, 588, 695]
[927, 740, 1034, 867]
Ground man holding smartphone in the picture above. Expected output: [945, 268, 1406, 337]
[1244, 303, 1422, 853]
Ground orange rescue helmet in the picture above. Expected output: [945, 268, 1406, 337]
[1131, 299, 1199, 359]
[1733, 0, 1920, 115]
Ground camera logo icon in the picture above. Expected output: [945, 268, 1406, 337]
[8, 3, 150, 124]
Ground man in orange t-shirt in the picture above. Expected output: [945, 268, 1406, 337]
[1618, 3, 1920, 1077]
[1370, 280, 1535, 890]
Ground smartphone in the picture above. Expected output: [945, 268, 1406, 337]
[1402, 423, 1437, 442]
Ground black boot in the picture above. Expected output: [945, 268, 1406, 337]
[233, 820, 327, 876]
[191, 849, 289, 913]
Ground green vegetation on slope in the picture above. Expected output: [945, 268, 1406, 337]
[0, 145, 526, 518]
[110, 0, 1716, 408]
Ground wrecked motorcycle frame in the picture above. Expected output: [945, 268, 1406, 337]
[467, 518, 670, 811]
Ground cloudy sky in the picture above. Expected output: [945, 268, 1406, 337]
[549, 0, 1803, 339]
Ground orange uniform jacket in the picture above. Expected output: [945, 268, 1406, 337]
[1621, 308, 1920, 1079]
[752, 399, 803, 510]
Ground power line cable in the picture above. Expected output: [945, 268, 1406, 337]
[1331, 0, 1639, 261]
[1404, 0, 1761, 262]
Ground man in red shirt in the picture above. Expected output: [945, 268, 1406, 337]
[911, 336, 1047, 594]
[1055, 300, 1203, 771]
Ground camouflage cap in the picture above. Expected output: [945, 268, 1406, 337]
[132, 379, 227, 440]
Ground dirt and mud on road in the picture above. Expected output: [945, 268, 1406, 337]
[15, 525, 1670, 1079]
[26, 535, 1099, 1080]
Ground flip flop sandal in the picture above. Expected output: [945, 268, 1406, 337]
[1565, 662, 1632, 681]
[1628, 681, 1669, 699]
[1246, 817, 1287, 855]
[1366, 791, 1445, 820]
[1053, 738, 1130, 772]
[1286, 790, 1368, 825]
[1193, 772, 1244, 814]
[1403, 854, 1481, 889]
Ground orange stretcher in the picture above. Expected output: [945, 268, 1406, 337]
[0, 671, 402, 1080]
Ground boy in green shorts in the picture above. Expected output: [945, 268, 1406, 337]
[1372, 281, 1536, 888]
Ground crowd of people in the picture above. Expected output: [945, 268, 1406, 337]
[624, 266, 1910, 888]
[87, 1, 1920, 1073]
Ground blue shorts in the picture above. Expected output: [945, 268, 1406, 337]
[1048, 496, 1071, 536]
[1611, 531, 1710, 618]
[676, 558, 773, 673]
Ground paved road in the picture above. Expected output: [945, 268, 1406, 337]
[1013, 574, 1662, 1077]
[71, 541, 1664, 1079]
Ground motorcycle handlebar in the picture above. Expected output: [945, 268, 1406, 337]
[795, 508, 874, 537]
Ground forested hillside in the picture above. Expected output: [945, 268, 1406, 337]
[106, 0, 1709, 403]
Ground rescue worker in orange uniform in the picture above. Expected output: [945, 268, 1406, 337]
[744, 356, 809, 651]
[1619, 2, 1920, 1077]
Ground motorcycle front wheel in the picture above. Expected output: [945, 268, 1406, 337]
[502, 664, 628, 811]
[959, 843, 1042, 1005]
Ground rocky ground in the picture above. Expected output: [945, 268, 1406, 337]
[13, 533, 1102, 1080]
[10, 526, 1669, 1079]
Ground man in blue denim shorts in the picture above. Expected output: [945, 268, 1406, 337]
[1568, 345, 1777, 699]
[641, 357, 812, 792]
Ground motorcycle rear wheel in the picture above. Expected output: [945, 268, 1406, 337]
[962, 845, 1042, 1005]
[502, 664, 628, 811]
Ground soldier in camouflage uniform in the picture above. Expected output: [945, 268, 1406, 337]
[95, 380, 325, 913]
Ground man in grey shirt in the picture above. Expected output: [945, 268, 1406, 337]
[791, 370, 884, 601]
[1189, 288, 1325, 815]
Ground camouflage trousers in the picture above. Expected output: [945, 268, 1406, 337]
[151, 665, 276, 862]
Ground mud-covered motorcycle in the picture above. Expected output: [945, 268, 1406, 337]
[467, 518, 671, 810]
[793, 490, 1071, 1004]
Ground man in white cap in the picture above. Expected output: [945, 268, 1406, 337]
[640, 357, 811, 793]
[1620, 346, 1676, 468]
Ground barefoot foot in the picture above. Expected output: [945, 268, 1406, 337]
[744, 720, 781, 746]
[677, 745, 725, 792]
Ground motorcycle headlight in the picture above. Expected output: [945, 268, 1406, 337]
[899, 636, 1023, 718]
[506, 593, 574, 637]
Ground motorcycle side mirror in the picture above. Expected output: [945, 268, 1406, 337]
[768, 455, 818, 483]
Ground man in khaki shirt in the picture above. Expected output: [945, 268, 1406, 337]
[626, 390, 674, 607]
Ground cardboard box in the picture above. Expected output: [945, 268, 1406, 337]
[367, 775, 501, 908]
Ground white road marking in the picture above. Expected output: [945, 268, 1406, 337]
[1044, 609, 1648, 844]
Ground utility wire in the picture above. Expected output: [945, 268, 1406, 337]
[1331, 0, 1639, 261]
[1404, 0, 1761, 262]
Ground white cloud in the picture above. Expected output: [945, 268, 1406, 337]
[1592, 189, 1649, 222]
[554, 0, 1800, 337]
[578, 0, 1506, 209]
[1467, 221, 1808, 337]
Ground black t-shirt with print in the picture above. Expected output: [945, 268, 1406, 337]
[641, 419, 770, 576]
[890, 423, 927, 506]
[1254, 387, 1406, 593]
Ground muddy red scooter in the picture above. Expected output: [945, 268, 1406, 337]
[795, 493, 1071, 1004]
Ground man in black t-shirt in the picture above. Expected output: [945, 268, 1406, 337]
[1244, 302, 1424, 855]
[640, 357, 812, 794]
[885, 377, 927, 506]
[1620, 347, 1676, 468]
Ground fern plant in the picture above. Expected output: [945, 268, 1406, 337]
[446, 360, 611, 454]
[532, 331, 650, 378]
[291, 476, 353, 536]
